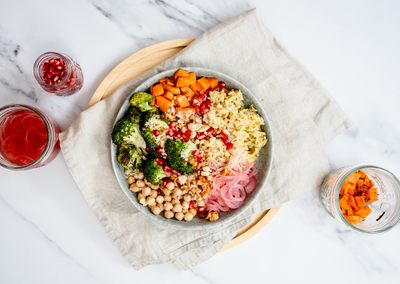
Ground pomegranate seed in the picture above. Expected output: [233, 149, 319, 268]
[43, 62, 49, 70]
[156, 148, 164, 154]
[198, 213, 205, 218]
[189, 201, 195, 208]
[197, 134, 206, 140]
[197, 156, 203, 163]
[48, 80, 53, 85]
[56, 66, 63, 70]
[200, 108, 209, 115]
[163, 180, 167, 188]
[206, 127, 215, 135]
[146, 148, 150, 152]
[172, 169, 180, 175]
[223, 138, 229, 145]
[56, 79, 61, 84]
[156, 158, 164, 166]
[226, 143, 233, 150]
[206, 100, 211, 108]
[46, 73, 52, 79]
[184, 129, 192, 137]
[203, 90, 209, 95]
[196, 168, 202, 175]
[53, 76, 59, 82]
[199, 94, 206, 100]
[182, 135, 189, 142]
[197, 207, 205, 213]
[59, 58, 64, 65]
[165, 172, 172, 177]
[52, 71, 61, 76]
[192, 150, 199, 156]
[49, 59, 55, 64]
[200, 102, 207, 110]
[170, 122, 176, 128]
[168, 129, 175, 136]
[193, 103, 200, 109]
[163, 165, 172, 172]
[219, 81, 226, 88]
[157, 189, 161, 195]
[220, 132, 229, 140]
[153, 129, 160, 136]
[48, 66, 54, 72]
[161, 154, 167, 159]
[54, 60, 60, 66]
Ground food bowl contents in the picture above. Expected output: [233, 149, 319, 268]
[112, 68, 267, 222]
[339, 170, 378, 224]
[33, 52, 83, 96]
[0, 104, 60, 170]
[321, 165, 400, 234]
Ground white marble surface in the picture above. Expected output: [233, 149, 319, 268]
[1, 0, 400, 283]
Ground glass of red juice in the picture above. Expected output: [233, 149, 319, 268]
[0, 104, 60, 170]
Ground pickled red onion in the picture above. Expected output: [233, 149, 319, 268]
[205, 155, 258, 212]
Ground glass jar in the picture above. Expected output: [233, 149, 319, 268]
[321, 165, 400, 234]
[0, 104, 60, 170]
[33, 52, 83, 96]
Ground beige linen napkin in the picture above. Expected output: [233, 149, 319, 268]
[60, 9, 351, 270]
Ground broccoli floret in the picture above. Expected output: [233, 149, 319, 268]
[142, 129, 161, 158]
[126, 106, 142, 124]
[129, 92, 154, 112]
[117, 144, 142, 171]
[141, 115, 169, 157]
[141, 106, 160, 128]
[165, 139, 197, 174]
[111, 117, 147, 155]
[143, 157, 167, 185]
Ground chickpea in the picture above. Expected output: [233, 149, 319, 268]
[125, 169, 134, 176]
[150, 190, 158, 198]
[127, 176, 136, 184]
[137, 172, 144, 179]
[182, 208, 188, 214]
[138, 193, 146, 205]
[197, 200, 205, 207]
[171, 199, 179, 205]
[177, 175, 187, 185]
[156, 195, 164, 204]
[136, 180, 145, 188]
[162, 189, 172, 196]
[189, 208, 197, 216]
[130, 184, 140, 192]
[158, 203, 164, 211]
[175, 212, 184, 221]
[182, 201, 189, 210]
[133, 172, 140, 179]
[172, 188, 182, 199]
[142, 187, 151, 196]
[166, 182, 175, 190]
[184, 212, 194, 221]
[164, 195, 172, 202]
[151, 206, 161, 215]
[164, 202, 173, 211]
[173, 203, 182, 213]
[146, 196, 156, 206]
[164, 210, 174, 219]
[183, 194, 191, 202]
[150, 184, 159, 190]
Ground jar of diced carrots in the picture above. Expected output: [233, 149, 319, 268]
[321, 165, 400, 234]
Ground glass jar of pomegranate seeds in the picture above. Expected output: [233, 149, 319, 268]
[33, 52, 84, 96]
[0, 104, 61, 170]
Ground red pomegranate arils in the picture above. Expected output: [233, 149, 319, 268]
[200, 102, 207, 110]
[226, 143, 233, 150]
[189, 201, 195, 208]
[196, 168, 202, 175]
[192, 149, 199, 156]
[197, 156, 203, 163]
[172, 169, 180, 175]
[197, 207, 205, 213]
[198, 213, 205, 218]
[199, 94, 206, 101]
[163, 165, 172, 172]
[153, 129, 160, 136]
[220, 132, 228, 140]
[184, 129, 192, 137]
[197, 134, 206, 140]
[205, 100, 211, 108]
[206, 127, 214, 135]
[218, 81, 226, 88]
[155, 158, 164, 166]
[182, 135, 189, 142]
[156, 148, 164, 154]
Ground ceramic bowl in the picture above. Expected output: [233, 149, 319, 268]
[111, 67, 273, 230]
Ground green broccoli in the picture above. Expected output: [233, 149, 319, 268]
[126, 106, 142, 124]
[111, 117, 147, 155]
[117, 144, 142, 171]
[142, 129, 161, 158]
[141, 106, 159, 128]
[129, 92, 154, 112]
[165, 139, 197, 174]
[143, 157, 167, 185]
[141, 114, 169, 157]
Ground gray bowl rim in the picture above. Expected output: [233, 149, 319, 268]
[111, 67, 273, 230]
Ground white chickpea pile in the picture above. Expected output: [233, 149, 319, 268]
[124, 169, 208, 222]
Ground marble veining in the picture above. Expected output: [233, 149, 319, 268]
[1, 0, 400, 283]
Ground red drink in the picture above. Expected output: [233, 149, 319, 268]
[0, 105, 60, 170]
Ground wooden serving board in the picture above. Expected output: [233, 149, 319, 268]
[89, 39, 281, 252]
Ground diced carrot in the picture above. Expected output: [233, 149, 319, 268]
[156, 96, 172, 113]
[176, 77, 191, 88]
[356, 179, 364, 190]
[359, 170, 366, 179]
[341, 181, 350, 195]
[175, 95, 190, 108]
[209, 87, 221, 92]
[150, 97, 155, 106]
[341, 209, 347, 216]
[197, 77, 211, 91]
[174, 68, 189, 80]
[364, 175, 370, 187]
[347, 183, 356, 195]
[339, 198, 350, 211]
[163, 91, 174, 101]
[189, 83, 202, 95]
[355, 196, 365, 208]
[366, 188, 377, 196]
[159, 78, 168, 84]
[354, 206, 372, 219]
[151, 84, 165, 97]
[347, 195, 358, 209]
[347, 207, 354, 216]
[150, 85, 153, 94]
[346, 215, 362, 224]
[369, 179, 375, 188]
[347, 173, 361, 184]
[162, 83, 181, 95]
[366, 193, 378, 204]
[188, 72, 196, 85]
[207, 77, 219, 88]
[181, 86, 195, 97]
